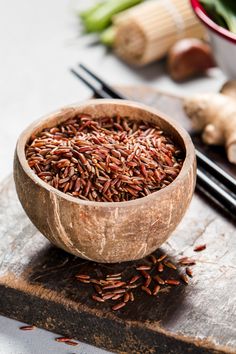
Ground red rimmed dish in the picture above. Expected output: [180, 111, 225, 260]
[191, 0, 236, 78]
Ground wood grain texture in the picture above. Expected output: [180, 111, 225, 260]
[0, 86, 236, 354]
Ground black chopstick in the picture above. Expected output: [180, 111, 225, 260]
[196, 168, 236, 218]
[196, 149, 236, 195]
[78, 63, 125, 99]
[70, 69, 112, 99]
[70, 65, 236, 219]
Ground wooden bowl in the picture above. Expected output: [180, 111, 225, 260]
[14, 99, 196, 263]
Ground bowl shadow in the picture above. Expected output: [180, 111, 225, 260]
[27, 245, 189, 324]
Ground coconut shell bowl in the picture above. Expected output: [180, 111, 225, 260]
[14, 99, 196, 263]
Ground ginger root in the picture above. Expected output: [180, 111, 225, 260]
[220, 80, 236, 100]
[184, 92, 236, 164]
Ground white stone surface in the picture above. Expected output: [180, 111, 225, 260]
[0, 0, 226, 353]
[0, 316, 108, 354]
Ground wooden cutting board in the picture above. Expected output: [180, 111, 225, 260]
[0, 86, 236, 354]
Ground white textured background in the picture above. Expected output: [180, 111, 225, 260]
[0, 0, 225, 353]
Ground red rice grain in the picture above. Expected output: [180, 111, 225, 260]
[26, 115, 183, 202]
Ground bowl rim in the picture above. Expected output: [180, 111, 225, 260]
[190, 0, 236, 44]
[16, 99, 195, 208]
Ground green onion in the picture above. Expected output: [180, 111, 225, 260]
[100, 26, 116, 46]
[80, 2, 106, 21]
[81, 0, 143, 33]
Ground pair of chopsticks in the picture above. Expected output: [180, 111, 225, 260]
[71, 64, 236, 220]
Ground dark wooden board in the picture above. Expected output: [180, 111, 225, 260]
[0, 87, 236, 354]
